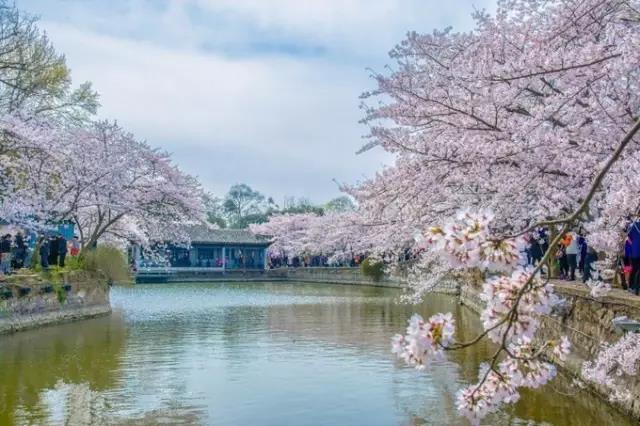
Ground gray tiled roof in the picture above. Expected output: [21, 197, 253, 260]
[185, 224, 272, 246]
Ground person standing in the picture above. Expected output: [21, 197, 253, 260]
[58, 234, 68, 267]
[539, 227, 549, 255]
[565, 230, 579, 281]
[39, 236, 50, 270]
[48, 235, 59, 266]
[556, 243, 568, 279]
[0, 234, 11, 275]
[627, 220, 640, 295]
[14, 232, 26, 269]
[69, 236, 81, 257]
[529, 233, 543, 266]
[582, 243, 598, 283]
[622, 237, 632, 289]
[577, 232, 587, 273]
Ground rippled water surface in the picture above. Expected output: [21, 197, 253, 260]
[0, 282, 633, 425]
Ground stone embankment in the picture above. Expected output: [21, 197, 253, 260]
[0, 270, 111, 334]
[278, 266, 405, 288]
[139, 266, 406, 287]
[458, 279, 640, 420]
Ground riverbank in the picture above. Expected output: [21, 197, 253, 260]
[0, 270, 111, 334]
[457, 277, 640, 420]
[136, 266, 407, 288]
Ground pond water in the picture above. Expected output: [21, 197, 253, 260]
[0, 282, 632, 425]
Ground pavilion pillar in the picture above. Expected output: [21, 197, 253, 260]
[222, 246, 226, 272]
[263, 248, 268, 270]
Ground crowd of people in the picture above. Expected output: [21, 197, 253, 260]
[267, 254, 366, 269]
[525, 228, 596, 283]
[0, 232, 28, 274]
[263, 222, 640, 298]
[524, 221, 640, 295]
[0, 231, 81, 276]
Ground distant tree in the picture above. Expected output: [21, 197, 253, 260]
[325, 196, 355, 213]
[223, 184, 266, 228]
[0, 1, 99, 122]
[279, 197, 324, 215]
[233, 212, 269, 229]
[203, 193, 227, 228]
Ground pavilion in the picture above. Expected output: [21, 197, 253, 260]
[132, 224, 272, 282]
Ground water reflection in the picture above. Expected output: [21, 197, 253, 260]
[0, 313, 126, 425]
[0, 282, 633, 425]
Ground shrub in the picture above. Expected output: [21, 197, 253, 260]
[82, 245, 130, 285]
[360, 258, 385, 282]
[64, 255, 84, 271]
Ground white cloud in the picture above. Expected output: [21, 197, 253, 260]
[44, 21, 385, 200]
[191, 0, 491, 56]
[17, 0, 495, 202]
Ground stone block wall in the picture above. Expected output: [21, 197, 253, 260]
[457, 279, 640, 419]
[0, 271, 111, 334]
[278, 266, 405, 288]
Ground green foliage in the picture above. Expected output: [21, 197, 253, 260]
[0, 1, 99, 121]
[325, 196, 356, 213]
[82, 245, 130, 284]
[207, 184, 352, 229]
[360, 258, 385, 282]
[37, 268, 65, 304]
[207, 214, 228, 229]
[223, 183, 267, 228]
[279, 197, 324, 215]
[53, 282, 66, 304]
[64, 255, 84, 271]
[232, 212, 269, 229]
[204, 193, 228, 228]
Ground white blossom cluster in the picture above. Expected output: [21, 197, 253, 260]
[391, 313, 455, 369]
[583, 332, 640, 404]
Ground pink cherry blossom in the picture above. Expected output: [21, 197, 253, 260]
[391, 312, 455, 369]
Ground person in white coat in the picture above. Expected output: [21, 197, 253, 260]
[565, 231, 580, 281]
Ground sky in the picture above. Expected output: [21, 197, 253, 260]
[17, 0, 492, 205]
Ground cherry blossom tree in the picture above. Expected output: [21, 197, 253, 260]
[0, 116, 204, 248]
[0, 115, 63, 224]
[251, 211, 372, 263]
[352, 0, 640, 256]
[56, 121, 204, 248]
[354, 0, 640, 423]
[248, 0, 640, 423]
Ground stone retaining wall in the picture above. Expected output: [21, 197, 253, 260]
[457, 279, 640, 419]
[277, 266, 405, 288]
[0, 271, 111, 334]
[144, 267, 407, 287]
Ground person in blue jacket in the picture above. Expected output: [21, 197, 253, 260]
[627, 220, 640, 295]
